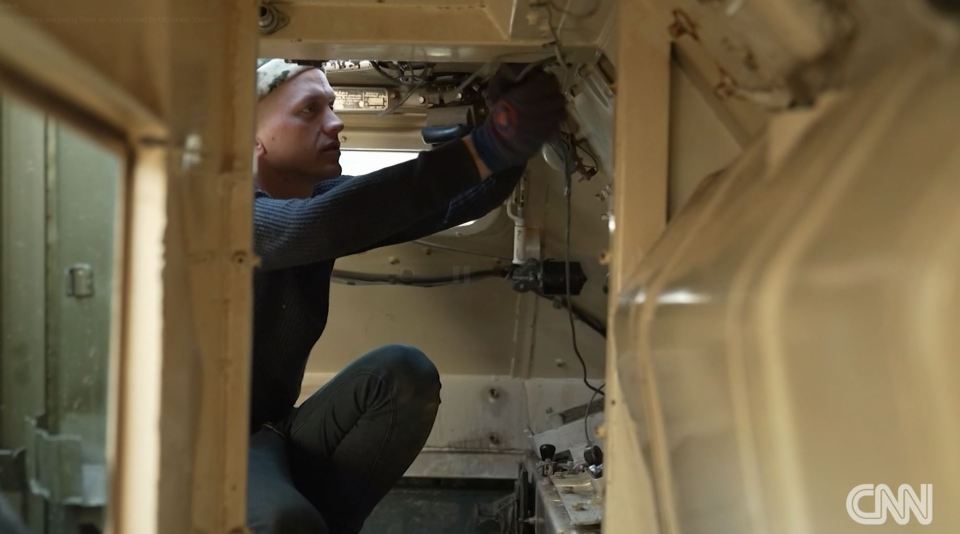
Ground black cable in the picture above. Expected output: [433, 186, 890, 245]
[573, 138, 600, 170]
[382, 80, 425, 114]
[377, 61, 438, 85]
[531, 290, 606, 338]
[412, 239, 512, 261]
[331, 267, 509, 287]
[564, 297, 606, 338]
[583, 382, 605, 446]
[562, 133, 605, 399]
[371, 61, 405, 84]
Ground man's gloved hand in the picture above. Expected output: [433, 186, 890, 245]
[472, 65, 565, 173]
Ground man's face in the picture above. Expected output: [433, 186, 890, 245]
[256, 69, 345, 182]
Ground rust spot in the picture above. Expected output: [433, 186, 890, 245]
[668, 9, 700, 42]
[743, 48, 760, 73]
[720, 37, 760, 74]
[714, 67, 738, 100]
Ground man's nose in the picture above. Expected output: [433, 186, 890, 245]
[324, 112, 344, 137]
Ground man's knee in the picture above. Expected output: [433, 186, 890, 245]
[371, 344, 440, 400]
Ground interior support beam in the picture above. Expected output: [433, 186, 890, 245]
[602, 0, 670, 532]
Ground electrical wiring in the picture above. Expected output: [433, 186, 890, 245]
[372, 62, 437, 115]
[528, 0, 608, 403]
[542, 293, 606, 338]
[412, 239, 513, 261]
[567, 298, 606, 338]
[456, 2, 602, 95]
[583, 382, 604, 446]
[456, 51, 556, 95]
[372, 61, 433, 85]
[331, 267, 509, 287]
[537, 3, 571, 80]
[557, 132, 605, 399]
[370, 61, 407, 84]
[381, 79, 426, 115]
[573, 138, 600, 170]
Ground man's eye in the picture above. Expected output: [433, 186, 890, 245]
[300, 106, 315, 116]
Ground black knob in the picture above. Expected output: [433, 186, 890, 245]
[584, 445, 603, 466]
[539, 444, 557, 461]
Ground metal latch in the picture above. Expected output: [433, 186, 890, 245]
[66, 263, 94, 298]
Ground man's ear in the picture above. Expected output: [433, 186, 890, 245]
[254, 137, 267, 159]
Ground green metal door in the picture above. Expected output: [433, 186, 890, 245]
[1, 95, 121, 533]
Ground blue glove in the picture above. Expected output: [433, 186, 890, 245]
[472, 65, 565, 173]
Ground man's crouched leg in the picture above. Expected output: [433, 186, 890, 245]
[285, 344, 441, 533]
[247, 428, 330, 534]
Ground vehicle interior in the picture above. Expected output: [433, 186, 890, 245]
[0, 1, 957, 533]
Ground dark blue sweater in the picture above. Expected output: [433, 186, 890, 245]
[250, 140, 522, 430]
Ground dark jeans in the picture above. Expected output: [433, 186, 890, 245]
[247, 344, 441, 534]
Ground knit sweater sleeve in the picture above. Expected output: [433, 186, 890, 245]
[356, 165, 523, 252]
[253, 139, 480, 270]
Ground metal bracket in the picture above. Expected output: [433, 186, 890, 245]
[23, 417, 105, 506]
[65, 263, 94, 298]
[0, 448, 26, 492]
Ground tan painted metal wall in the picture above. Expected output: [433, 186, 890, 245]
[668, 64, 742, 218]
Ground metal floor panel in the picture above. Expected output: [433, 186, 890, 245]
[361, 478, 513, 534]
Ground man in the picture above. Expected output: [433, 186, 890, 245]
[248, 59, 564, 533]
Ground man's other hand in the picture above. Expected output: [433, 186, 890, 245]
[471, 65, 565, 173]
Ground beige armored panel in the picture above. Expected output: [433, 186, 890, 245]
[609, 2, 960, 534]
